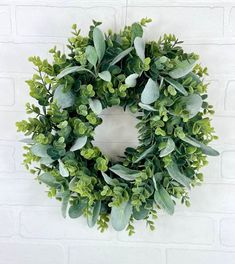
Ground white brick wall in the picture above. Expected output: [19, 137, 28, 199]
[0, 0, 235, 263]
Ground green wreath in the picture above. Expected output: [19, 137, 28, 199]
[16, 19, 219, 234]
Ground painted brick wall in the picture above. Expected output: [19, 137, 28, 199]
[0, 0, 235, 263]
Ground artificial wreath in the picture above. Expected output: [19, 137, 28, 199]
[16, 19, 219, 234]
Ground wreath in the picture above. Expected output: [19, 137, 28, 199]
[16, 19, 219, 235]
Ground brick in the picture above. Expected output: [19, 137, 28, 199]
[229, 8, 235, 36]
[0, 6, 11, 36]
[69, 245, 164, 264]
[207, 79, 224, 113]
[167, 249, 235, 264]
[221, 151, 235, 179]
[225, 81, 235, 111]
[0, 242, 64, 264]
[220, 218, 235, 246]
[20, 207, 114, 240]
[0, 78, 14, 106]
[118, 215, 214, 245]
[16, 5, 117, 37]
[212, 116, 235, 142]
[178, 184, 235, 213]
[0, 43, 62, 73]
[126, 6, 223, 40]
[0, 144, 15, 172]
[0, 209, 15, 237]
[0, 179, 57, 206]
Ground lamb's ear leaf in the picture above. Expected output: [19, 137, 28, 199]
[98, 71, 111, 82]
[38, 173, 59, 188]
[101, 172, 116, 186]
[87, 200, 101, 228]
[139, 102, 157, 112]
[141, 78, 159, 105]
[85, 45, 98, 67]
[31, 144, 50, 158]
[61, 190, 70, 218]
[59, 159, 69, 177]
[134, 144, 155, 163]
[53, 85, 74, 109]
[57, 66, 95, 79]
[68, 199, 87, 219]
[159, 138, 175, 157]
[111, 201, 133, 231]
[93, 27, 105, 62]
[154, 185, 174, 215]
[134, 37, 145, 62]
[168, 59, 197, 79]
[180, 94, 202, 118]
[109, 164, 139, 181]
[125, 73, 139, 88]
[133, 205, 149, 220]
[164, 77, 188, 96]
[109, 47, 133, 66]
[70, 136, 87, 151]
[166, 162, 191, 189]
[89, 98, 102, 115]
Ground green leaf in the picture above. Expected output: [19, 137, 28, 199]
[85, 45, 98, 67]
[40, 156, 54, 165]
[88, 98, 102, 115]
[133, 205, 149, 220]
[101, 171, 116, 186]
[159, 138, 175, 157]
[141, 78, 159, 104]
[98, 71, 111, 82]
[109, 47, 133, 66]
[169, 59, 197, 79]
[61, 190, 70, 218]
[180, 94, 202, 118]
[165, 77, 188, 96]
[109, 164, 139, 181]
[59, 159, 69, 177]
[38, 172, 59, 187]
[57, 66, 95, 79]
[134, 144, 155, 163]
[138, 102, 157, 111]
[70, 136, 87, 151]
[68, 199, 87, 219]
[125, 73, 139, 88]
[53, 85, 74, 109]
[154, 186, 174, 215]
[111, 201, 133, 231]
[134, 37, 145, 62]
[166, 162, 191, 189]
[31, 144, 50, 157]
[131, 23, 143, 43]
[87, 200, 101, 228]
[183, 136, 219, 156]
[93, 27, 105, 62]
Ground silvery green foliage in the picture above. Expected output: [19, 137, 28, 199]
[16, 19, 218, 235]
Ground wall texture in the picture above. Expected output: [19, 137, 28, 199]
[0, 0, 235, 263]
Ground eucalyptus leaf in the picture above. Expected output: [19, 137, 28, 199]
[89, 98, 102, 115]
[169, 59, 197, 79]
[57, 66, 95, 79]
[111, 201, 133, 231]
[165, 77, 188, 96]
[110, 47, 133, 66]
[183, 136, 219, 156]
[180, 94, 202, 118]
[141, 78, 159, 104]
[166, 162, 191, 189]
[38, 172, 59, 187]
[134, 37, 145, 62]
[70, 136, 87, 151]
[101, 171, 116, 186]
[40, 156, 54, 165]
[138, 102, 157, 112]
[98, 71, 111, 82]
[85, 45, 98, 67]
[154, 186, 174, 215]
[61, 191, 70, 218]
[87, 200, 101, 228]
[110, 164, 139, 181]
[133, 205, 149, 220]
[53, 85, 74, 109]
[31, 144, 50, 157]
[69, 199, 87, 218]
[125, 73, 139, 88]
[93, 27, 105, 62]
[159, 138, 175, 157]
[59, 159, 69, 177]
[134, 144, 155, 163]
